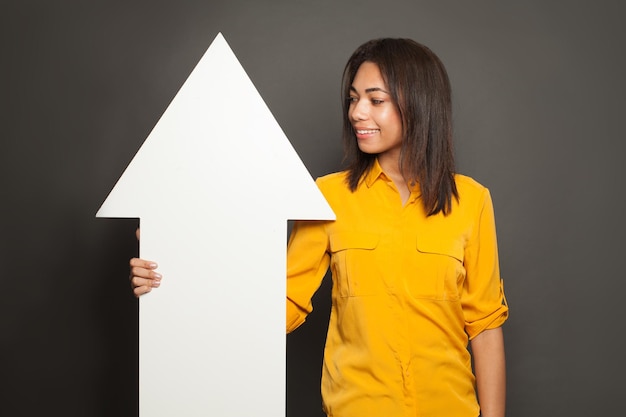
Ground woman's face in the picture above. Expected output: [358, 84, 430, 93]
[348, 61, 403, 163]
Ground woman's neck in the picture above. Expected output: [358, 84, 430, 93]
[378, 154, 410, 205]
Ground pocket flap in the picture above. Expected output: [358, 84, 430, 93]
[416, 234, 464, 262]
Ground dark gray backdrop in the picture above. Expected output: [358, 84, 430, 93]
[2, 1, 625, 416]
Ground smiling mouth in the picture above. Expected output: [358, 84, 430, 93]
[355, 129, 380, 134]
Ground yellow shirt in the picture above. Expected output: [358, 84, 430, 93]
[286, 160, 508, 417]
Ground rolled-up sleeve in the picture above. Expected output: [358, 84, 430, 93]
[462, 188, 509, 339]
[286, 219, 331, 333]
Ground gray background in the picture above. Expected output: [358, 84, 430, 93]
[2, 1, 625, 416]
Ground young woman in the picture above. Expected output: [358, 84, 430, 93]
[131, 38, 508, 417]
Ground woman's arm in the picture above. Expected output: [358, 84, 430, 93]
[470, 326, 506, 417]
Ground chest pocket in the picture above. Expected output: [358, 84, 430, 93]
[329, 231, 380, 297]
[412, 236, 466, 301]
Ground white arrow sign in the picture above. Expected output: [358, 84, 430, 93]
[97, 32, 335, 416]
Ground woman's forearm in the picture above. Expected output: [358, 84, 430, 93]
[470, 327, 506, 417]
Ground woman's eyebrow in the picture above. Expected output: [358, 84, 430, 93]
[349, 86, 391, 94]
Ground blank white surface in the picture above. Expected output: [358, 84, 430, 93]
[97, 32, 334, 416]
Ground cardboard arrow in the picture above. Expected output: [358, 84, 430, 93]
[97, 32, 335, 416]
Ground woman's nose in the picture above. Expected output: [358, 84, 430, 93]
[350, 99, 368, 121]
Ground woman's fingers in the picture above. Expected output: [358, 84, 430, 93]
[128, 231, 160, 298]
[131, 276, 160, 288]
[131, 277, 159, 297]
[129, 257, 158, 272]
[129, 258, 161, 278]
[129, 257, 161, 298]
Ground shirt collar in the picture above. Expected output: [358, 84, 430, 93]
[365, 159, 421, 195]
[364, 158, 385, 188]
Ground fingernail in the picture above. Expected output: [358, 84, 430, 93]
[149, 262, 158, 269]
[153, 273, 162, 280]
[152, 281, 161, 288]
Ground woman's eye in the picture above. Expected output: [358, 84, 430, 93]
[347, 96, 358, 103]
[371, 99, 384, 105]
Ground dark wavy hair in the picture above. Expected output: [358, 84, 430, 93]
[341, 38, 458, 216]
